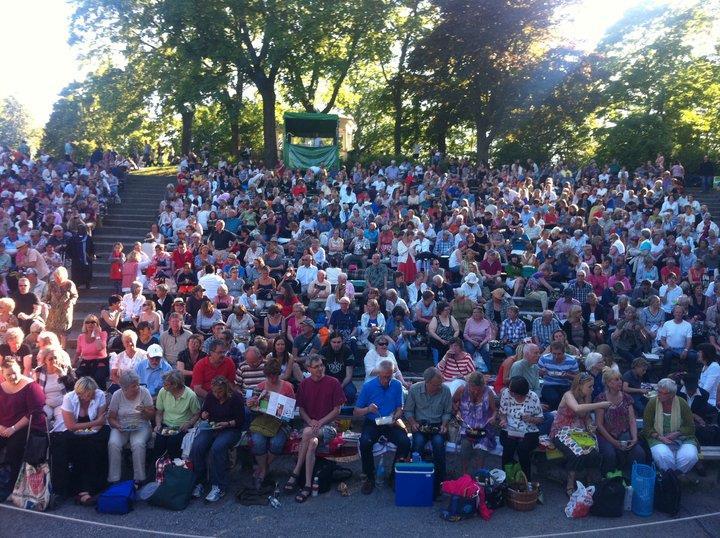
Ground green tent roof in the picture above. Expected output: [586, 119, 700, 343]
[283, 112, 339, 138]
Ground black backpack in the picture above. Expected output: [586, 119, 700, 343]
[298, 457, 353, 494]
[654, 470, 681, 517]
[590, 476, 625, 517]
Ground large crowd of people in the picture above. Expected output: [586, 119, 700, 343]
[0, 143, 719, 512]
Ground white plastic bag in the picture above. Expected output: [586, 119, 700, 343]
[564, 481, 595, 518]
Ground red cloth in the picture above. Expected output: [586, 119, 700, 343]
[442, 474, 480, 497]
[0, 382, 45, 430]
[441, 474, 493, 520]
[296, 375, 346, 421]
[191, 356, 236, 392]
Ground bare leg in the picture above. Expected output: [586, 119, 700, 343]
[567, 470, 576, 494]
[255, 453, 268, 481]
[304, 437, 319, 485]
[292, 427, 314, 476]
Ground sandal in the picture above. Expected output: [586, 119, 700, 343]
[295, 486, 312, 503]
[283, 472, 299, 493]
[76, 492, 97, 506]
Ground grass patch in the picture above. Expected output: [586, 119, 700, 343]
[130, 165, 177, 177]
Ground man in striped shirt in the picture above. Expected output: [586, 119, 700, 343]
[235, 346, 266, 396]
[538, 341, 579, 410]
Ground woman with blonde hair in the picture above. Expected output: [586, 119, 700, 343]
[57, 376, 110, 504]
[595, 368, 645, 475]
[0, 297, 18, 344]
[44, 266, 79, 348]
[550, 372, 611, 496]
[109, 330, 147, 389]
[1, 327, 32, 376]
[214, 284, 235, 317]
[35, 346, 76, 428]
[74, 314, 109, 389]
[134, 298, 162, 335]
[563, 305, 590, 353]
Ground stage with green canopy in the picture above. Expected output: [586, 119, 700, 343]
[282, 112, 340, 170]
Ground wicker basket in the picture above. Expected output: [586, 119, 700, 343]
[505, 471, 539, 511]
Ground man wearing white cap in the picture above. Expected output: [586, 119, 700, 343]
[135, 343, 172, 397]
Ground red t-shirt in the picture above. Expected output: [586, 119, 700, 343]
[172, 249, 194, 270]
[296, 375, 346, 421]
[480, 259, 502, 277]
[191, 357, 236, 392]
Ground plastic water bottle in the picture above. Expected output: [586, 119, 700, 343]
[268, 495, 281, 508]
[412, 451, 421, 463]
[376, 453, 387, 487]
[624, 486, 633, 511]
[311, 477, 320, 497]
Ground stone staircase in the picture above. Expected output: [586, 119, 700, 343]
[687, 187, 720, 217]
[67, 174, 171, 350]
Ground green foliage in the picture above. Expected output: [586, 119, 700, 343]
[49, 0, 720, 171]
[0, 97, 38, 150]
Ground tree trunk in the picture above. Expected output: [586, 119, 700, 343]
[180, 110, 194, 156]
[257, 79, 278, 167]
[393, 84, 403, 158]
[437, 125, 447, 155]
[230, 119, 240, 158]
[476, 120, 490, 164]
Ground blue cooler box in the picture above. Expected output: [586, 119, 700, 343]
[395, 462, 435, 507]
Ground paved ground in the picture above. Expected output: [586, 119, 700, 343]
[2, 454, 719, 538]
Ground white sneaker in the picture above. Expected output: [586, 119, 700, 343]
[192, 484, 204, 499]
[205, 485, 224, 503]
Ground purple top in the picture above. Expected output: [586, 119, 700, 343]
[595, 391, 633, 437]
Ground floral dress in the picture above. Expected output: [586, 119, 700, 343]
[458, 387, 496, 451]
[46, 280, 79, 334]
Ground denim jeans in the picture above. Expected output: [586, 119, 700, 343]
[359, 421, 411, 480]
[390, 339, 409, 366]
[190, 428, 242, 490]
[662, 347, 698, 377]
[343, 381, 358, 405]
[702, 175, 714, 192]
[540, 384, 568, 411]
[412, 430, 447, 483]
[463, 340, 490, 370]
[250, 428, 288, 456]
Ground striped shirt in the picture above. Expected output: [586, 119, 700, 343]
[538, 353, 579, 388]
[437, 352, 476, 381]
[235, 360, 266, 393]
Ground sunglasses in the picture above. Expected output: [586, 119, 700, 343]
[376, 341, 388, 346]
[85, 320, 97, 324]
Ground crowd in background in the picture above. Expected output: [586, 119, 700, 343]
[1, 144, 719, 507]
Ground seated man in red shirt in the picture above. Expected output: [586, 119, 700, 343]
[191, 341, 236, 398]
[285, 354, 346, 503]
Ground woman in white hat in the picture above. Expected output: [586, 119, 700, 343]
[460, 272, 483, 303]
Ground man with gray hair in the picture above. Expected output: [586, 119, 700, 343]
[531, 310, 561, 349]
[355, 359, 409, 494]
[404, 366, 452, 496]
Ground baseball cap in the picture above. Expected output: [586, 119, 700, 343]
[147, 344, 163, 358]
[301, 318, 315, 328]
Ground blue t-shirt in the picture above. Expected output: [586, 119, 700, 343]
[356, 377, 403, 420]
[538, 353, 579, 388]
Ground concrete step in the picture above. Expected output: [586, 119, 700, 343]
[95, 222, 154, 232]
[103, 216, 159, 225]
[68, 173, 174, 336]
[112, 207, 158, 219]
